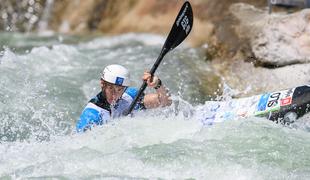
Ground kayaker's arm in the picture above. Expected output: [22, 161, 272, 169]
[142, 72, 172, 109]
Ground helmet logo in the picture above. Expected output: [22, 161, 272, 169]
[115, 77, 124, 86]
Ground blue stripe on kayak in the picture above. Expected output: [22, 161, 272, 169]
[257, 93, 270, 111]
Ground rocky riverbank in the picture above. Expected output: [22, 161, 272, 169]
[215, 3, 310, 97]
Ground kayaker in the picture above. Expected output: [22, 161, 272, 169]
[76, 64, 172, 132]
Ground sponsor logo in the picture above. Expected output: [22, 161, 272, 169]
[115, 77, 124, 86]
[267, 92, 281, 108]
[280, 97, 292, 106]
[181, 16, 191, 34]
[284, 88, 294, 98]
[257, 93, 270, 111]
[280, 88, 294, 106]
[256, 88, 295, 114]
[176, 3, 191, 34]
[176, 4, 188, 26]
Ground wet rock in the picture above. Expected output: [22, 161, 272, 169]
[212, 3, 310, 97]
[213, 59, 310, 97]
[230, 3, 310, 66]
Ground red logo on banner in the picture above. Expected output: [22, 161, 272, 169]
[280, 97, 292, 106]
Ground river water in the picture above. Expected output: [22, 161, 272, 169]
[0, 32, 309, 179]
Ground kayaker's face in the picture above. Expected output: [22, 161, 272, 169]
[101, 80, 126, 105]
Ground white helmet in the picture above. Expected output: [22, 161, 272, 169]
[101, 64, 131, 87]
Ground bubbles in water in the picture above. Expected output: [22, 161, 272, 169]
[0, 0, 47, 32]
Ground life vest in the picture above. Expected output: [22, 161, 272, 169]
[76, 87, 144, 132]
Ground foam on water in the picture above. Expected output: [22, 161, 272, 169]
[0, 32, 310, 179]
[0, 32, 215, 140]
[0, 113, 309, 179]
[79, 33, 166, 49]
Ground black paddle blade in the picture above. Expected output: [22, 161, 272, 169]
[124, 1, 193, 116]
[163, 1, 193, 51]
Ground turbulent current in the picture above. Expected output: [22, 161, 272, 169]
[0, 32, 309, 179]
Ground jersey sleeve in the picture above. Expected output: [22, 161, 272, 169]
[76, 103, 110, 132]
[124, 87, 146, 110]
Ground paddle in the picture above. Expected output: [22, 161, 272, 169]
[124, 1, 193, 115]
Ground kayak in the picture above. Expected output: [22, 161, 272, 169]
[197, 85, 310, 125]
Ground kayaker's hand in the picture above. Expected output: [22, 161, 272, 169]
[143, 71, 160, 88]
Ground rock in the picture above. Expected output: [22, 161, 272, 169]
[210, 3, 310, 96]
[230, 3, 310, 66]
[46, 0, 266, 48]
[213, 57, 310, 97]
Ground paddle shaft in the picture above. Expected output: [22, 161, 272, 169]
[125, 48, 169, 115]
[124, 1, 193, 115]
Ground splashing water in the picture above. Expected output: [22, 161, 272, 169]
[0, 32, 309, 179]
[0, 0, 46, 32]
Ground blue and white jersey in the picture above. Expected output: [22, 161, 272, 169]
[76, 87, 144, 132]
